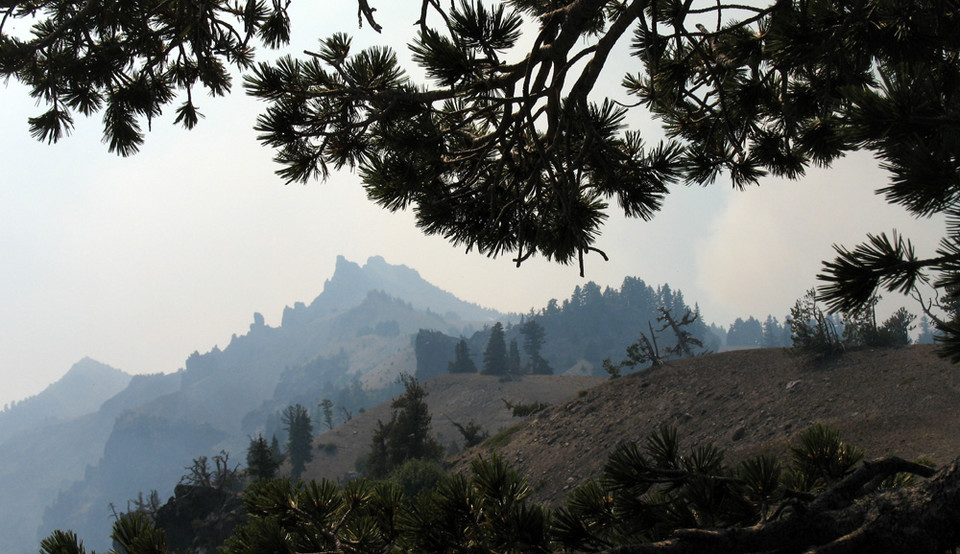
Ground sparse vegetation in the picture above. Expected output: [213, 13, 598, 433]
[790, 289, 918, 357]
[484, 425, 522, 449]
[502, 399, 550, 417]
[603, 307, 706, 376]
[41, 423, 942, 553]
[450, 419, 489, 448]
[317, 442, 338, 456]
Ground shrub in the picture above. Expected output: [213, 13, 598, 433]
[317, 442, 338, 456]
[484, 425, 522, 448]
[502, 399, 550, 417]
[789, 289, 843, 357]
[386, 458, 446, 500]
[451, 419, 489, 448]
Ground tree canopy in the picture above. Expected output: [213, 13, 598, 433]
[4, 1, 960, 347]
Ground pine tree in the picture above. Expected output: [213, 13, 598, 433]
[762, 316, 786, 348]
[789, 290, 844, 357]
[878, 307, 916, 347]
[917, 316, 935, 344]
[281, 404, 313, 480]
[367, 420, 390, 479]
[520, 319, 552, 374]
[269, 434, 283, 464]
[246, 433, 280, 481]
[507, 340, 522, 375]
[482, 322, 507, 376]
[387, 375, 442, 464]
[366, 375, 442, 478]
[319, 398, 334, 430]
[728, 317, 763, 347]
[447, 338, 478, 374]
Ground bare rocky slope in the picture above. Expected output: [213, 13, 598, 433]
[451, 344, 960, 506]
[302, 344, 960, 511]
[302, 373, 605, 482]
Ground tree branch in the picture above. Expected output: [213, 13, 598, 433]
[602, 456, 944, 554]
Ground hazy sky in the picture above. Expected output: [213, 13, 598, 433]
[0, 3, 946, 407]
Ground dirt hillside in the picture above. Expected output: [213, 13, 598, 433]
[300, 345, 960, 508]
[451, 344, 960, 505]
[301, 373, 605, 482]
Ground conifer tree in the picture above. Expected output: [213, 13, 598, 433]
[281, 404, 313, 480]
[447, 338, 478, 374]
[917, 316, 936, 344]
[762, 316, 787, 348]
[246, 433, 280, 481]
[319, 398, 334, 430]
[728, 317, 763, 347]
[507, 339, 522, 376]
[366, 375, 442, 478]
[520, 319, 552, 374]
[269, 434, 283, 464]
[482, 322, 507, 376]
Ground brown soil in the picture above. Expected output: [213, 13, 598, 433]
[302, 373, 604, 482]
[301, 346, 960, 510]
[451, 345, 960, 506]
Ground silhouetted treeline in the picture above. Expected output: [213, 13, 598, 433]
[416, 277, 714, 378]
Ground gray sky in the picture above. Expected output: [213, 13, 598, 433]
[0, 3, 946, 407]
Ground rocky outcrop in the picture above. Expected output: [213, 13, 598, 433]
[155, 483, 245, 554]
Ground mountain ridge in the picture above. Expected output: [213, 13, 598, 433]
[27, 255, 504, 554]
[282, 255, 505, 327]
[0, 358, 131, 443]
[0, 370, 179, 554]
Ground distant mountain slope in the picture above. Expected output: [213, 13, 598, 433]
[0, 358, 131, 443]
[451, 345, 960, 506]
[35, 256, 495, 554]
[0, 371, 178, 554]
[137, 290, 458, 436]
[282, 255, 505, 326]
[36, 410, 228, 551]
